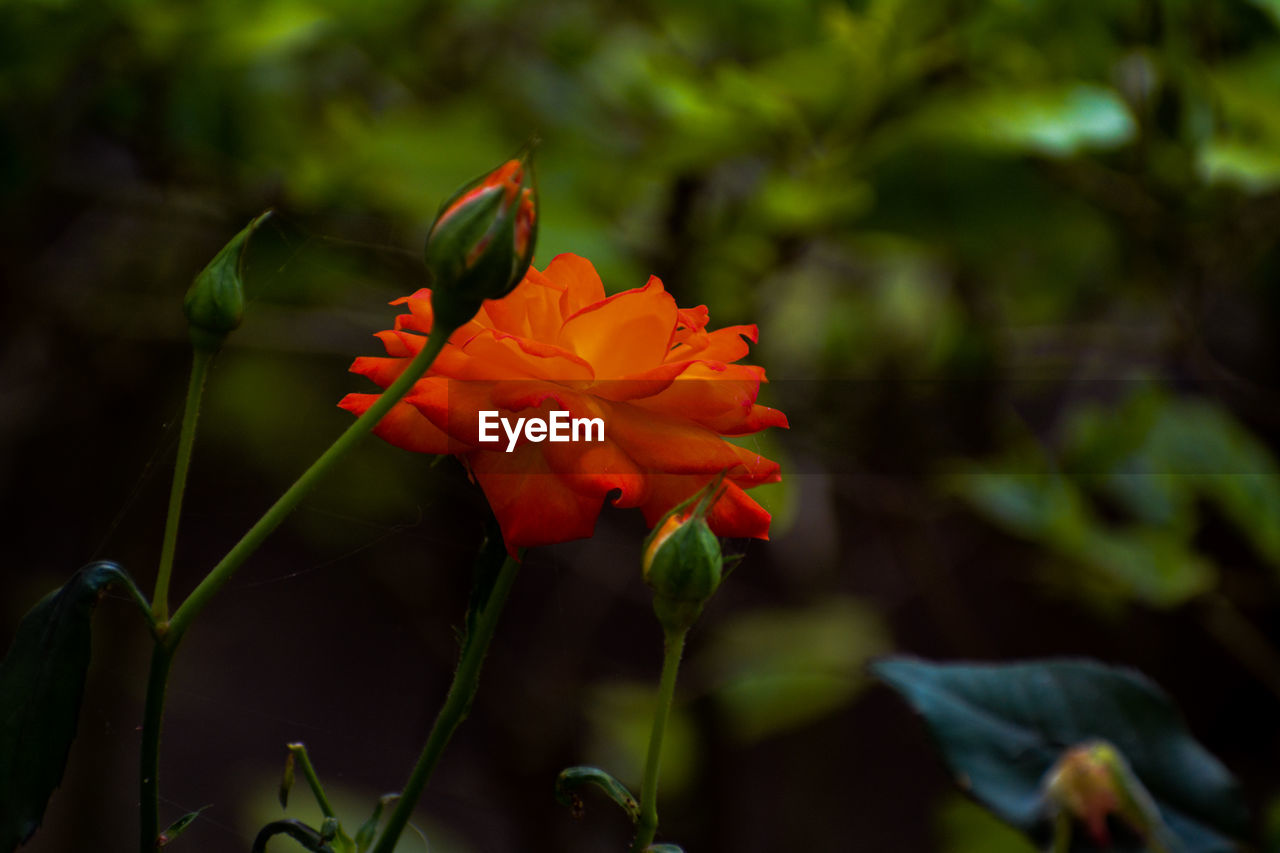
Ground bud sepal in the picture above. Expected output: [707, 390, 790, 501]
[642, 476, 728, 635]
[183, 210, 271, 352]
[425, 152, 537, 331]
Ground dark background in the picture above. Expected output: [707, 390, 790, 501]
[4, 0, 1280, 850]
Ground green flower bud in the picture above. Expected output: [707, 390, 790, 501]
[425, 155, 537, 331]
[643, 511, 723, 634]
[183, 211, 271, 353]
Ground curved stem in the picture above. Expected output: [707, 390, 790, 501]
[370, 553, 522, 853]
[153, 348, 214, 624]
[139, 640, 175, 853]
[631, 628, 688, 853]
[166, 326, 451, 642]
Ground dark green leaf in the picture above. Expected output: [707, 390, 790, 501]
[555, 766, 640, 823]
[251, 819, 336, 853]
[646, 846, 686, 852]
[157, 804, 211, 847]
[0, 561, 148, 852]
[872, 658, 1248, 852]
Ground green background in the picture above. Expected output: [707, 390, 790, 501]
[3, 0, 1280, 850]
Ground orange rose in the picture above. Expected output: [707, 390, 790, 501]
[339, 254, 787, 550]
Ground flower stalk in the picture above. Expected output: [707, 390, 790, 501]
[152, 347, 214, 624]
[370, 552, 522, 853]
[139, 322, 455, 851]
[631, 626, 688, 853]
[139, 642, 175, 853]
[165, 325, 452, 641]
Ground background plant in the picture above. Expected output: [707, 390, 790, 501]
[3, 0, 1280, 850]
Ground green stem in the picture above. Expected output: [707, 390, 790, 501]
[140, 323, 453, 851]
[287, 743, 338, 819]
[153, 348, 214, 624]
[370, 553, 521, 853]
[140, 640, 175, 853]
[631, 628, 688, 853]
[166, 325, 452, 642]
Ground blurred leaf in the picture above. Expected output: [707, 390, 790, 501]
[1198, 139, 1280, 193]
[755, 172, 873, 232]
[908, 85, 1136, 157]
[1066, 390, 1280, 574]
[873, 657, 1249, 852]
[1248, 0, 1280, 26]
[703, 598, 888, 741]
[584, 683, 697, 797]
[0, 561, 148, 852]
[217, 1, 330, 60]
[937, 796, 1037, 853]
[1077, 527, 1216, 608]
[954, 460, 1216, 608]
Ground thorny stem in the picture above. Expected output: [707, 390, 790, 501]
[370, 553, 522, 853]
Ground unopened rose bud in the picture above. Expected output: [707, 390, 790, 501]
[643, 511, 723, 634]
[1043, 740, 1166, 848]
[425, 155, 537, 330]
[183, 211, 271, 352]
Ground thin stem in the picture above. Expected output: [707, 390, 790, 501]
[139, 641, 175, 853]
[631, 628, 688, 853]
[371, 553, 522, 853]
[287, 743, 338, 818]
[153, 348, 214, 624]
[166, 326, 451, 642]
[140, 323, 453, 851]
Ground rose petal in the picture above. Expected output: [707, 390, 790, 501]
[545, 253, 607, 317]
[343, 255, 785, 549]
[557, 276, 678, 379]
[469, 444, 607, 551]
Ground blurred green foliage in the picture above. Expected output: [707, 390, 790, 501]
[4, 0, 1280, 850]
[699, 597, 887, 742]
